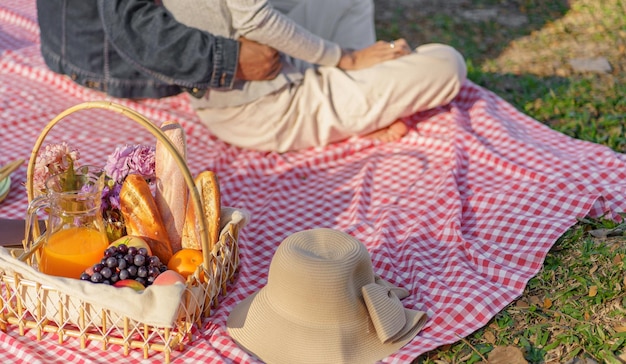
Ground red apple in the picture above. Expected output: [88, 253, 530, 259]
[153, 270, 186, 286]
[113, 279, 145, 291]
[108, 235, 152, 256]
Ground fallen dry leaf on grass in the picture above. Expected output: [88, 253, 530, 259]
[529, 295, 542, 306]
[516, 299, 530, 308]
[484, 330, 496, 344]
[477, 345, 528, 364]
[589, 227, 625, 238]
[543, 297, 553, 309]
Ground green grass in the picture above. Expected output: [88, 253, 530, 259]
[377, 0, 625, 155]
[470, 71, 626, 152]
[415, 217, 626, 364]
[375, 0, 626, 362]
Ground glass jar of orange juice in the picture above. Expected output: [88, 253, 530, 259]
[25, 165, 109, 279]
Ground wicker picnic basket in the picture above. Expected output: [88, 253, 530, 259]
[0, 101, 243, 363]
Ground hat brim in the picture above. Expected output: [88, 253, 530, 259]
[227, 285, 426, 364]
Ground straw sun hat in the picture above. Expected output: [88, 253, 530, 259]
[227, 228, 428, 363]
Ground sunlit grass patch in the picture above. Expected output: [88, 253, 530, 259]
[375, 0, 626, 362]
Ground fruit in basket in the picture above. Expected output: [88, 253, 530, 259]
[153, 270, 186, 286]
[108, 235, 152, 256]
[167, 248, 203, 279]
[80, 242, 168, 286]
[113, 279, 145, 291]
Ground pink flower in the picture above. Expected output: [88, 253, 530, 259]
[33, 142, 80, 195]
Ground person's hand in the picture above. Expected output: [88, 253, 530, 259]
[337, 39, 412, 70]
[235, 37, 282, 81]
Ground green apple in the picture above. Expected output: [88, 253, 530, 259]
[108, 235, 152, 256]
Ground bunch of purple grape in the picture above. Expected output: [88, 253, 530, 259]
[80, 244, 167, 286]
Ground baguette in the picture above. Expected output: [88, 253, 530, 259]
[181, 171, 221, 251]
[155, 121, 188, 253]
[120, 174, 174, 264]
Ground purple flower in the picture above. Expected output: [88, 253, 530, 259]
[104, 144, 155, 183]
[101, 181, 126, 241]
[101, 181, 122, 212]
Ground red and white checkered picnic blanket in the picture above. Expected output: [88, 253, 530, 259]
[1, 1, 625, 363]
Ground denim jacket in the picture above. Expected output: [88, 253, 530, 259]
[36, 0, 240, 99]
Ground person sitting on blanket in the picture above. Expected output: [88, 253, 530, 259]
[37, 0, 467, 153]
[36, 1, 281, 99]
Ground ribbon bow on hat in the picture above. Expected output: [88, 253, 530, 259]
[227, 228, 428, 364]
[363, 276, 427, 344]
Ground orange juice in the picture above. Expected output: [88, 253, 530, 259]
[40, 227, 108, 279]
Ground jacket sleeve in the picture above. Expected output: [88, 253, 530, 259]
[98, 0, 239, 90]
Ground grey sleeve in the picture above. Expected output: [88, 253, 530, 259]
[226, 0, 341, 66]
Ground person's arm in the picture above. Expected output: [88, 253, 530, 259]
[98, 0, 237, 89]
[227, 0, 411, 70]
[227, 0, 342, 67]
[337, 39, 412, 70]
[98, 0, 280, 89]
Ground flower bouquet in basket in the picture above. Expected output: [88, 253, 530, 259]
[0, 102, 247, 362]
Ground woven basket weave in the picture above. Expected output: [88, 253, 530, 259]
[0, 101, 242, 363]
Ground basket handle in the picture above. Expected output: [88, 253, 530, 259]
[24, 101, 210, 268]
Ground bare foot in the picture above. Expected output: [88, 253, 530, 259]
[362, 121, 408, 143]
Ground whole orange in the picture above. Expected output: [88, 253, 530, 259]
[167, 249, 203, 279]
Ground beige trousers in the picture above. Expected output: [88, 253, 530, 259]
[194, 0, 467, 152]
